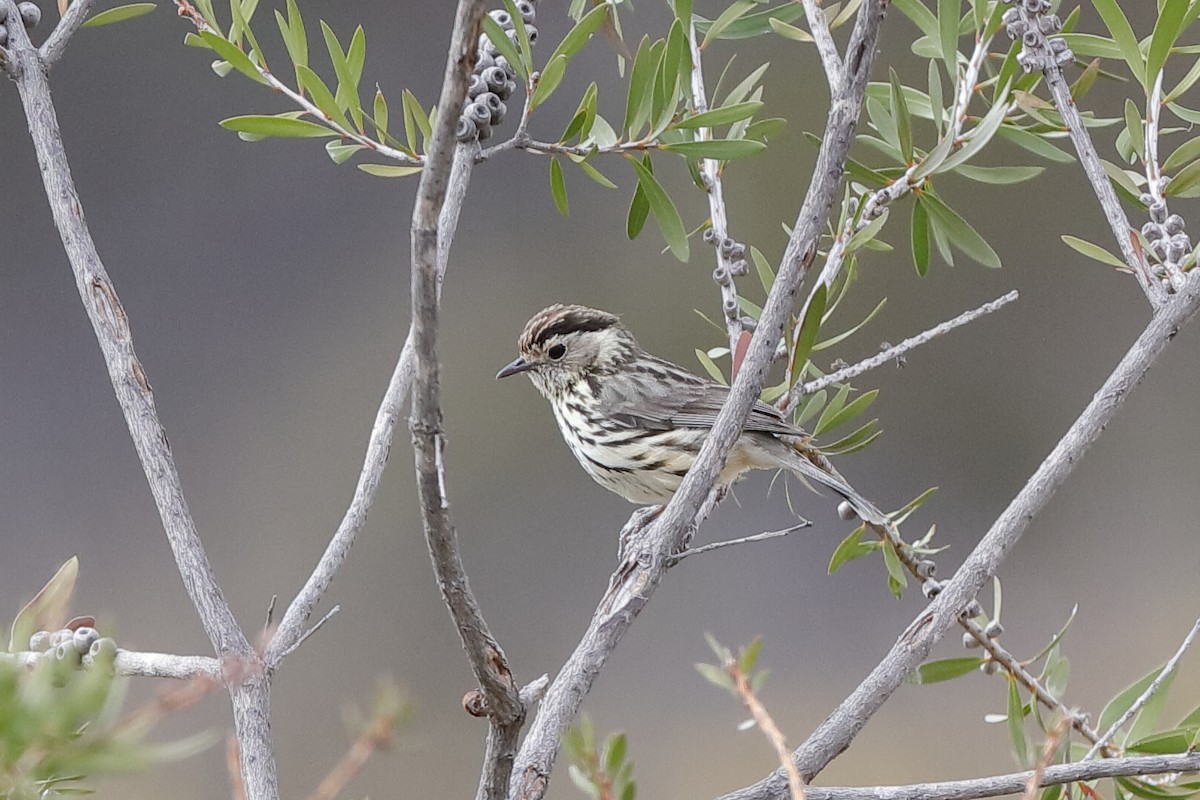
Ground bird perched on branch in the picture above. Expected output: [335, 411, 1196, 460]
[496, 304, 872, 517]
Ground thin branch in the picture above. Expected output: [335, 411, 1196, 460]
[304, 692, 403, 800]
[688, 17, 744, 355]
[1022, 717, 1070, 800]
[716, 271, 1200, 800]
[801, 0, 843, 90]
[271, 605, 340, 664]
[511, 4, 888, 797]
[407, 6, 524, 800]
[799, 291, 1019, 398]
[670, 522, 812, 563]
[1026, 15, 1163, 305]
[39, 0, 96, 68]
[265, 144, 477, 669]
[728, 657, 806, 800]
[790, 752, 1200, 800]
[1084, 615, 1200, 760]
[8, 648, 222, 679]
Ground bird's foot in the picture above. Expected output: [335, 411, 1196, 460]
[617, 504, 664, 564]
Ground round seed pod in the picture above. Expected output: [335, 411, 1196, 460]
[18, 1, 39, 28]
[477, 91, 502, 115]
[0, 4, 7, 22]
[837, 501, 858, 521]
[1168, 237, 1187, 262]
[468, 74, 487, 99]
[982, 659, 998, 675]
[483, 65, 509, 94]
[1022, 29, 1039, 47]
[915, 559, 936, 578]
[466, 102, 492, 126]
[1001, 8, 1020, 25]
[1049, 37, 1069, 53]
[702, 228, 718, 244]
[1022, 0, 1040, 12]
[28, 630, 51, 651]
[525, 24, 538, 45]
[963, 632, 981, 649]
[963, 599, 984, 618]
[1006, 19, 1027, 39]
[476, 119, 493, 141]
[722, 296, 738, 318]
[72, 627, 99, 654]
[1164, 214, 1185, 235]
[1150, 201, 1168, 223]
[493, 79, 512, 101]
[504, 79, 519, 98]
[456, 115, 478, 142]
[729, 259, 748, 276]
[922, 579, 942, 599]
[478, 34, 498, 56]
[1038, 14, 1061, 33]
[49, 628, 73, 648]
[55, 641, 82, 666]
[712, 265, 730, 286]
[88, 637, 118, 661]
[984, 620, 1004, 638]
[0, 24, 8, 46]
[1151, 238, 1169, 259]
[516, 0, 535, 24]
[476, 51, 495, 72]
[489, 9, 514, 28]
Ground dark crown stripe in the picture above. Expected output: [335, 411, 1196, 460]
[526, 306, 619, 347]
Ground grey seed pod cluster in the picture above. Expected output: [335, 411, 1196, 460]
[458, 2, 538, 142]
[18, 0, 39, 28]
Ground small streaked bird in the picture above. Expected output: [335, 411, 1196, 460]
[496, 304, 872, 514]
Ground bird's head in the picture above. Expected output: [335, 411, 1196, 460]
[496, 304, 637, 396]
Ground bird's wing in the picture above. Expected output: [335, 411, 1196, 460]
[597, 356, 803, 437]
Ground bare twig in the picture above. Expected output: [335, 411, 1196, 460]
[1023, 717, 1070, 800]
[510, 4, 888, 797]
[801, 0, 843, 90]
[799, 291, 1019, 398]
[304, 696, 402, 800]
[1, 11, 276, 799]
[1083, 615, 1200, 760]
[785, 752, 1200, 800]
[688, 17, 743, 355]
[406, 6, 525, 800]
[39, 0, 95, 68]
[727, 657, 806, 800]
[716, 272, 1200, 800]
[670, 522, 812, 564]
[9, 647, 223, 679]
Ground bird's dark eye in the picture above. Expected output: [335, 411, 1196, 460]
[548, 343, 567, 360]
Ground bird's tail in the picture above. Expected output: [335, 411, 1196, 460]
[766, 438, 888, 527]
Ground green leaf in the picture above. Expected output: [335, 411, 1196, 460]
[937, 91, 1012, 172]
[1071, 57, 1102, 100]
[928, 59, 944, 135]
[402, 89, 431, 150]
[673, 101, 764, 130]
[890, 68, 914, 163]
[911, 198, 930, 276]
[603, 733, 628, 775]
[627, 170, 650, 239]
[828, 526, 875, 573]
[1167, 55, 1200, 103]
[481, 15, 528, 80]
[357, 164, 423, 177]
[502, 0, 534, 75]
[996, 127, 1074, 163]
[219, 114, 335, 138]
[9, 557, 78, 652]
[83, 2, 156, 27]
[695, 662, 735, 691]
[1007, 678, 1030, 767]
[285, 0, 306, 68]
[624, 36, 660, 137]
[815, 390, 878, 436]
[199, 31, 268, 84]
[1165, 158, 1200, 197]
[549, 158, 569, 217]
[893, 0, 940, 42]
[1163, 136, 1200, 173]
[822, 419, 882, 456]
[546, 3, 609, 66]
[295, 65, 348, 128]
[909, 657, 985, 684]
[325, 141, 363, 164]
[919, 192, 1001, 267]
[1147, 0, 1189, 89]
[1061, 235, 1127, 267]
[745, 117, 786, 143]
[937, 0, 960, 67]
[661, 139, 766, 160]
[531, 54, 569, 109]
[789, 284, 827, 385]
[1126, 729, 1199, 755]
[1099, 666, 1166, 737]
[627, 156, 688, 260]
[579, 160, 617, 189]
[702, 0, 758, 48]
[881, 540, 907, 597]
[768, 17, 814, 43]
[1091, 0, 1145, 86]
[953, 165, 1044, 184]
[321, 22, 363, 130]
[889, 486, 938, 525]
[1124, 98, 1145, 163]
[695, 4, 805, 40]
[373, 88, 389, 140]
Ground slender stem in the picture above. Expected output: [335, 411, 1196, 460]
[728, 657, 806, 800]
[716, 272, 1200, 800]
[1084, 615, 1200, 759]
[799, 291, 1018, 397]
[8, 648, 222, 679]
[670, 523, 812, 563]
[801, 0, 843, 90]
[39, 0, 96, 67]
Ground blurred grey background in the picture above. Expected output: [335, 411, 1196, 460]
[1, 1, 1198, 798]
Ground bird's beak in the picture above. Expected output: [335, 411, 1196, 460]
[496, 356, 535, 379]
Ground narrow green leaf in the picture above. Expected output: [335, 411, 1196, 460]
[627, 156, 688, 260]
[928, 59, 944, 135]
[815, 390, 878, 436]
[937, 91, 1012, 172]
[285, 0, 306, 67]
[673, 101, 764, 130]
[768, 17, 814, 42]
[694, 4, 805, 40]
[828, 526, 875, 573]
[373, 88, 389, 140]
[661, 139, 767, 160]
[1098, 666, 1166, 736]
[321, 21, 363, 129]
[937, 0, 960, 67]
[920, 192, 1001, 267]
[9, 557, 78, 652]
[357, 163, 424, 177]
[1071, 58, 1102, 100]
[1124, 98, 1145, 163]
[546, 3, 609, 65]
[531, 54, 569, 109]
[702, 0, 757, 49]
[401, 90, 431, 151]
[1126, 729, 1198, 755]
[890, 68, 914, 163]
[1147, 0, 1189, 89]
[910, 657, 985, 684]
[200, 31, 268, 84]
[890, 486, 938, 525]
[893, 0, 940, 42]
[953, 164, 1045, 183]
[1061, 235, 1128, 267]
[220, 114, 335, 138]
[325, 141, 363, 164]
[1165, 158, 1200, 197]
[911, 198, 930, 276]
[83, 3, 156, 27]
[624, 36, 659, 137]
[627, 173, 650, 239]
[789, 284, 827, 385]
[822, 419, 882, 456]
[1091, 0, 1145, 86]
[695, 349, 728, 385]
[579, 160, 617, 189]
[996, 127, 1074, 163]
[1162, 136, 1200, 173]
[1166, 54, 1200, 103]
[481, 15, 528, 80]
[296, 65, 348, 127]
[1007, 678, 1030, 767]
[549, 157, 569, 217]
[745, 117, 786, 143]
[501, 0, 534, 75]
[881, 540, 907, 597]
